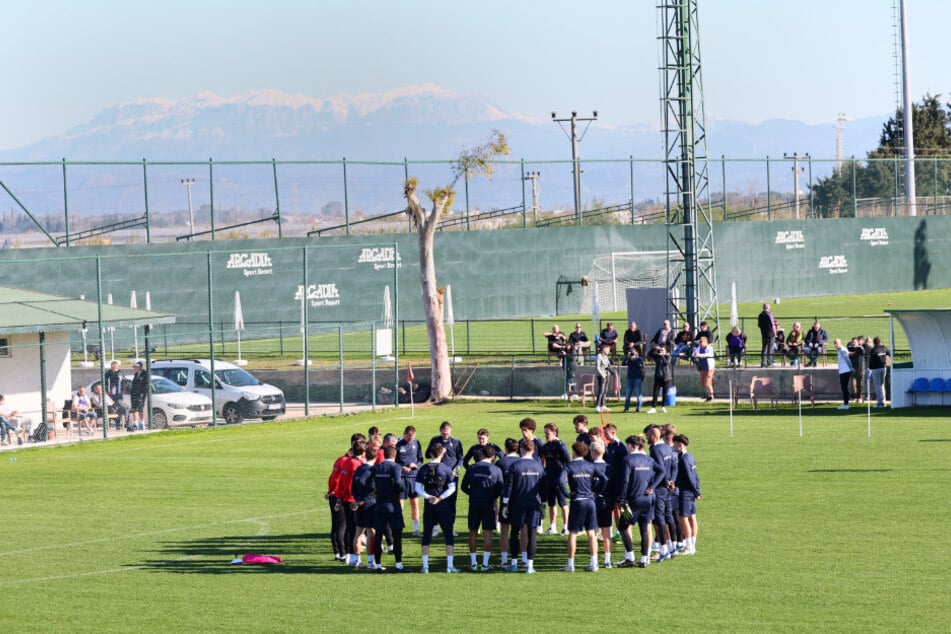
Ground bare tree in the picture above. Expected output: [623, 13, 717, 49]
[403, 130, 509, 402]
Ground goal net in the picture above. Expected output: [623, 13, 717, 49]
[578, 251, 683, 315]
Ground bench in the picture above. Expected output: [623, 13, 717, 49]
[906, 377, 951, 406]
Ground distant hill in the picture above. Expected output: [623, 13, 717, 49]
[0, 85, 887, 216]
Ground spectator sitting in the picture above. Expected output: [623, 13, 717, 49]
[90, 384, 113, 427]
[726, 326, 746, 368]
[623, 321, 645, 357]
[600, 322, 619, 358]
[785, 321, 805, 366]
[544, 325, 568, 360]
[72, 386, 98, 435]
[696, 321, 714, 346]
[803, 321, 828, 367]
[672, 322, 694, 362]
[773, 320, 786, 357]
[568, 323, 590, 360]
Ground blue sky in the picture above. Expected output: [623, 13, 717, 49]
[1, 0, 947, 150]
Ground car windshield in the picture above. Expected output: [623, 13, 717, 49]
[151, 377, 185, 395]
[214, 368, 260, 387]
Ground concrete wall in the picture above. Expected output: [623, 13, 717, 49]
[0, 331, 72, 418]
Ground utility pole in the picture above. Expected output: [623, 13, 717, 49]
[180, 178, 196, 238]
[899, 0, 916, 216]
[552, 110, 597, 225]
[523, 171, 541, 223]
[784, 152, 808, 220]
[835, 114, 847, 171]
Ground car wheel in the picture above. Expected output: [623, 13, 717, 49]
[223, 403, 242, 425]
[151, 409, 169, 429]
[262, 416, 278, 421]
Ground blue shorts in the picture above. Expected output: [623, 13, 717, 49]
[373, 501, 404, 533]
[595, 499, 614, 529]
[567, 498, 598, 533]
[356, 502, 376, 528]
[678, 491, 697, 517]
[653, 490, 670, 524]
[544, 478, 568, 507]
[509, 504, 541, 530]
[421, 503, 455, 546]
[620, 498, 654, 526]
[467, 502, 497, 531]
[401, 475, 418, 499]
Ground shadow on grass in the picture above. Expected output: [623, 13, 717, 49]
[807, 469, 892, 473]
[919, 439, 951, 442]
[133, 530, 592, 575]
[134, 532, 356, 575]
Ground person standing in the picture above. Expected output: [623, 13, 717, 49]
[834, 338, 853, 410]
[372, 445, 408, 572]
[615, 435, 665, 568]
[426, 421, 464, 532]
[594, 344, 616, 413]
[416, 444, 459, 573]
[104, 360, 127, 430]
[463, 428, 502, 469]
[540, 423, 570, 535]
[572, 414, 590, 446]
[561, 442, 601, 572]
[647, 345, 673, 414]
[646, 425, 677, 562]
[849, 336, 869, 403]
[501, 439, 546, 574]
[495, 437, 521, 569]
[692, 334, 716, 402]
[868, 337, 891, 408]
[129, 361, 148, 431]
[757, 303, 777, 368]
[461, 445, 504, 571]
[395, 425, 422, 536]
[334, 440, 367, 566]
[622, 348, 645, 413]
[673, 434, 701, 555]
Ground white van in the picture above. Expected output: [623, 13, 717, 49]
[150, 359, 285, 424]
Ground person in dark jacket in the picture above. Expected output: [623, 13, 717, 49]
[622, 348, 645, 413]
[757, 303, 776, 368]
[647, 345, 673, 414]
[129, 361, 148, 431]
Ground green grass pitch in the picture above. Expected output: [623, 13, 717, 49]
[2, 399, 949, 632]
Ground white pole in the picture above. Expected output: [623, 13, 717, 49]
[107, 293, 115, 361]
[611, 252, 618, 312]
[899, 0, 917, 216]
[867, 366, 872, 437]
[798, 391, 803, 438]
[728, 377, 734, 437]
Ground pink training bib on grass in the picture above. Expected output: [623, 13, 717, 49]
[240, 553, 284, 564]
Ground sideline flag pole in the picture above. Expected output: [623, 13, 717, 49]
[867, 370, 872, 438]
[798, 391, 803, 438]
[407, 365, 415, 416]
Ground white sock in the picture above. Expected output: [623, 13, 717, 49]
[589, 555, 597, 569]
[521, 551, 528, 564]
[604, 552, 611, 564]
[566, 557, 574, 568]
[421, 554, 429, 567]
[526, 559, 534, 572]
[660, 543, 668, 555]
[483, 551, 491, 567]
[625, 550, 634, 561]
[446, 555, 454, 568]
[500, 552, 508, 565]
[470, 553, 477, 566]
[395, 562, 403, 569]
[640, 554, 649, 564]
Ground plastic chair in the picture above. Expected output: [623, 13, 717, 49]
[928, 377, 946, 405]
[906, 377, 930, 406]
[580, 379, 596, 408]
[751, 376, 777, 410]
[791, 374, 815, 408]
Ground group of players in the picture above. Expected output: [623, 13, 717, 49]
[325, 415, 701, 573]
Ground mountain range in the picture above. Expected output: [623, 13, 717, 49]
[0, 85, 888, 216]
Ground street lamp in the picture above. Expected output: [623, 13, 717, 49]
[180, 178, 197, 238]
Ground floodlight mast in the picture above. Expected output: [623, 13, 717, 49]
[552, 110, 598, 225]
[180, 178, 197, 239]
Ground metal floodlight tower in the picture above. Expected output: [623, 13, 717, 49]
[552, 110, 598, 225]
[658, 0, 718, 335]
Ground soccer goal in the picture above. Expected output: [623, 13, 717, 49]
[578, 251, 684, 315]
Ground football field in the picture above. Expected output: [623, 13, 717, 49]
[2, 400, 949, 632]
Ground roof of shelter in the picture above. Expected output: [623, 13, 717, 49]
[885, 309, 951, 370]
[0, 285, 175, 335]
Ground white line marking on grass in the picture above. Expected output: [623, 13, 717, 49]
[0, 510, 315, 557]
[0, 512, 285, 588]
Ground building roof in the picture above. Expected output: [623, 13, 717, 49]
[0, 285, 175, 335]
[885, 309, 951, 369]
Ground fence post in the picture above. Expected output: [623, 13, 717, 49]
[206, 252, 217, 426]
[851, 157, 857, 217]
[338, 325, 345, 413]
[531, 319, 536, 355]
[464, 169, 470, 231]
[272, 158, 283, 238]
[520, 159, 527, 228]
[766, 156, 771, 220]
[630, 155, 636, 224]
[302, 246, 310, 417]
[371, 323, 376, 410]
[61, 159, 70, 247]
[279, 320, 284, 356]
[142, 159, 151, 243]
[208, 158, 216, 240]
[722, 155, 728, 219]
[342, 157, 350, 236]
[466, 319, 471, 356]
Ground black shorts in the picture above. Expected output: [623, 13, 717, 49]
[467, 502, 497, 532]
[620, 498, 654, 526]
[678, 491, 697, 517]
[567, 498, 597, 533]
[356, 503, 376, 528]
[544, 478, 568, 507]
[595, 499, 614, 529]
[130, 394, 146, 413]
[373, 501, 404, 533]
[509, 504, 541, 530]
[421, 503, 455, 546]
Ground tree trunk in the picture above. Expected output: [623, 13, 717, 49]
[417, 220, 452, 401]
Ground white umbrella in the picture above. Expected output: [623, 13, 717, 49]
[79, 294, 93, 367]
[378, 286, 394, 359]
[730, 281, 739, 328]
[445, 284, 457, 360]
[130, 291, 139, 360]
[591, 284, 601, 337]
[234, 290, 247, 365]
